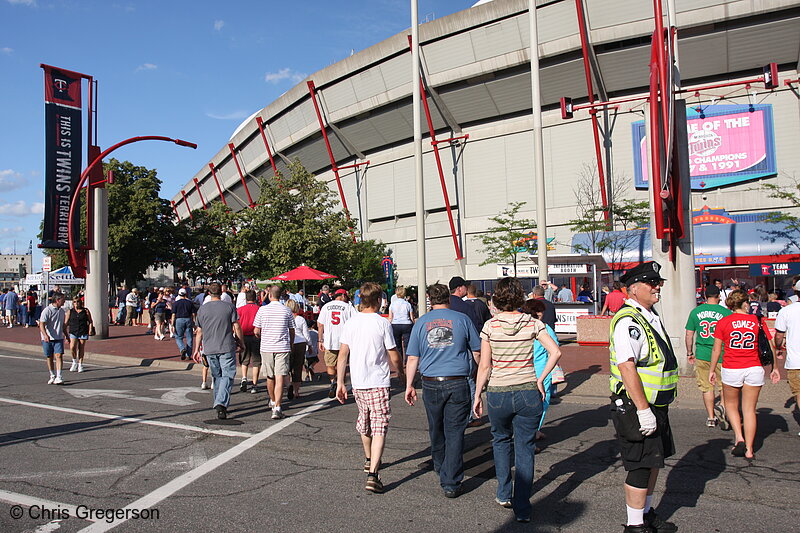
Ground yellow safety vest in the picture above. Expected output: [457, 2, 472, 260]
[609, 304, 678, 406]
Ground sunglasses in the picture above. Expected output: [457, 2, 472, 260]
[643, 280, 664, 288]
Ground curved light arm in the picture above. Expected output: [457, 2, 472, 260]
[67, 136, 196, 275]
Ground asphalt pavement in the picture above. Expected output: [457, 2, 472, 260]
[0, 347, 798, 533]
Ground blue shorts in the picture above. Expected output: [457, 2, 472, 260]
[42, 340, 65, 357]
[69, 334, 89, 341]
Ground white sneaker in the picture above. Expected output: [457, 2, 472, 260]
[77, 364, 84, 373]
[7, 324, 12, 328]
[70, 361, 78, 372]
[201, 382, 209, 390]
[47, 375, 55, 385]
[271, 407, 284, 420]
[53, 376, 64, 385]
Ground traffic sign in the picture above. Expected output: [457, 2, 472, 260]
[42, 256, 52, 272]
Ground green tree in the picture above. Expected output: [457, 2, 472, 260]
[568, 166, 649, 276]
[172, 202, 240, 281]
[758, 174, 800, 254]
[230, 159, 386, 285]
[104, 159, 176, 287]
[475, 201, 537, 275]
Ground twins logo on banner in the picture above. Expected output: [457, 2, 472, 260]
[633, 104, 777, 191]
[41, 66, 83, 249]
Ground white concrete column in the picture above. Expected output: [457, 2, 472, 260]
[85, 185, 109, 339]
[529, 0, 548, 286]
[646, 103, 696, 375]
[412, 0, 427, 314]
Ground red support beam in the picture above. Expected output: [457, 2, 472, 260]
[307, 80, 363, 242]
[574, 0, 610, 222]
[227, 143, 255, 208]
[418, 77, 464, 261]
[180, 190, 194, 221]
[648, 30, 667, 240]
[170, 201, 180, 220]
[193, 178, 207, 210]
[208, 163, 228, 206]
[255, 116, 279, 177]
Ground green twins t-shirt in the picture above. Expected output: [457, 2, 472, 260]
[685, 303, 732, 361]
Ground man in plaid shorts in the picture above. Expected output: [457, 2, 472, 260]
[336, 282, 404, 494]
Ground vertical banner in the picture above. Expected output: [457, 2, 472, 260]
[42, 66, 83, 249]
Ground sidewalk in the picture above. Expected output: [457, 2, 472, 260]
[0, 324, 793, 408]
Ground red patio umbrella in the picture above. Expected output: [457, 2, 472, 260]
[270, 264, 337, 295]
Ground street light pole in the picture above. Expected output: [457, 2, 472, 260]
[412, 0, 427, 315]
[530, 1, 549, 284]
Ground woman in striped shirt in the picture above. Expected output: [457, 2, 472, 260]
[473, 277, 561, 523]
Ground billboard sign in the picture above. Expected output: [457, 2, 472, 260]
[41, 65, 83, 249]
[633, 104, 776, 191]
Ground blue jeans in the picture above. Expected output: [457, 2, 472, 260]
[174, 318, 193, 353]
[421, 378, 471, 491]
[487, 387, 544, 521]
[206, 351, 237, 408]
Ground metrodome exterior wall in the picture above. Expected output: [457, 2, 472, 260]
[174, 0, 800, 284]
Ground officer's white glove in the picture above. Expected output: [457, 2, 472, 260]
[636, 408, 657, 436]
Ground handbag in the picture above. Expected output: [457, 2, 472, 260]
[89, 324, 96, 336]
[756, 317, 773, 366]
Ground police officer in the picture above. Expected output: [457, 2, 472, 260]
[609, 261, 678, 533]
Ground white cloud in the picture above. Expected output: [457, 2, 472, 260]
[135, 63, 158, 72]
[0, 201, 43, 216]
[0, 226, 25, 234]
[7, 0, 36, 6]
[1, 47, 12, 55]
[0, 169, 27, 191]
[264, 68, 306, 84]
[206, 110, 251, 120]
[214, 19, 224, 31]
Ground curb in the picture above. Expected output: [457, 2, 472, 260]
[0, 340, 203, 374]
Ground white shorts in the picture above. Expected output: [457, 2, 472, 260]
[721, 366, 765, 387]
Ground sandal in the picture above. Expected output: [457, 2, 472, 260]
[731, 441, 746, 457]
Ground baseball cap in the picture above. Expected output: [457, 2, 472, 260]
[448, 276, 467, 291]
[178, 288, 187, 296]
[334, 288, 348, 295]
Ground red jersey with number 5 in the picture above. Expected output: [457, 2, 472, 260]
[713, 313, 771, 369]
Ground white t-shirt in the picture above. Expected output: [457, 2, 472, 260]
[293, 314, 309, 344]
[205, 293, 233, 305]
[252, 301, 295, 353]
[235, 292, 248, 308]
[612, 300, 669, 365]
[389, 298, 413, 324]
[340, 312, 396, 389]
[306, 329, 319, 358]
[774, 303, 800, 369]
[318, 299, 356, 350]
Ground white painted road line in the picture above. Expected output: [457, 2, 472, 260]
[77, 396, 335, 533]
[0, 353, 44, 362]
[0, 397, 254, 439]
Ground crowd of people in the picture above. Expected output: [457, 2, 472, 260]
[17, 263, 800, 533]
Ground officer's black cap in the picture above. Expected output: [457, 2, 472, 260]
[619, 261, 666, 287]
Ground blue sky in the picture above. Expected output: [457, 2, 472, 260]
[0, 0, 476, 268]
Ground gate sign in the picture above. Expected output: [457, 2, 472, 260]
[749, 263, 800, 277]
[633, 104, 776, 191]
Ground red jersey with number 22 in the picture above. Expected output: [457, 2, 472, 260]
[713, 313, 771, 369]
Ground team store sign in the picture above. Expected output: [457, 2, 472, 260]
[633, 104, 777, 190]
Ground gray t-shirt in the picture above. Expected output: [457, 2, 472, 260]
[40, 304, 66, 340]
[196, 299, 238, 354]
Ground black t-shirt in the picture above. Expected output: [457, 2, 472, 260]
[466, 298, 492, 332]
[116, 289, 129, 307]
[449, 295, 480, 333]
[537, 297, 557, 331]
[172, 298, 195, 319]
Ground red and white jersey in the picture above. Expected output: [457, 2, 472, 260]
[318, 300, 356, 350]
